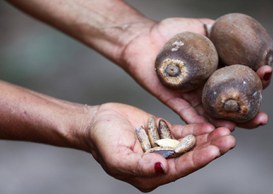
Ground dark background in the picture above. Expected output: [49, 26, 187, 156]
[0, 0, 272, 194]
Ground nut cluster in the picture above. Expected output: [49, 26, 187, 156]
[155, 13, 272, 123]
[135, 117, 196, 159]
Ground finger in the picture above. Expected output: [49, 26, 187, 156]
[237, 112, 268, 129]
[170, 145, 221, 178]
[132, 135, 235, 191]
[207, 127, 231, 141]
[128, 145, 222, 191]
[256, 65, 272, 89]
[190, 18, 215, 35]
[199, 18, 215, 36]
[205, 127, 236, 154]
[196, 127, 231, 146]
[199, 18, 215, 25]
[168, 127, 235, 178]
[171, 123, 214, 139]
[115, 149, 168, 178]
[210, 135, 236, 155]
[207, 118, 236, 131]
[165, 97, 208, 124]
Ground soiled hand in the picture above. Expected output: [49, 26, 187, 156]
[87, 103, 236, 192]
[121, 18, 271, 129]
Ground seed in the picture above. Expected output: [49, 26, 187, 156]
[135, 126, 151, 152]
[155, 139, 180, 149]
[146, 147, 175, 158]
[135, 118, 196, 159]
[147, 116, 160, 147]
[155, 32, 218, 91]
[158, 119, 173, 139]
[202, 65, 263, 123]
[208, 13, 273, 71]
[174, 135, 196, 154]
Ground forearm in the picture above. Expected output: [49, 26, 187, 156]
[0, 81, 96, 151]
[6, 0, 154, 64]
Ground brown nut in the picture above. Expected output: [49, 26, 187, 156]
[174, 134, 196, 154]
[202, 65, 263, 123]
[135, 126, 151, 152]
[147, 116, 160, 147]
[155, 32, 218, 91]
[208, 13, 273, 71]
[158, 119, 173, 139]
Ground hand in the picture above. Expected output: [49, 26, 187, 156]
[121, 18, 271, 129]
[86, 103, 236, 192]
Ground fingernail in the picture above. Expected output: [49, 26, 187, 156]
[263, 72, 272, 81]
[154, 162, 165, 175]
[259, 122, 267, 126]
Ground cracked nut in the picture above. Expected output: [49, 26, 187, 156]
[135, 117, 196, 158]
[155, 139, 180, 149]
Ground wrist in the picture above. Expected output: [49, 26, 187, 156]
[64, 104, 99, 153]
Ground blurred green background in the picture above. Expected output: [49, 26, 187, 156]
[0, 0, 272, 194]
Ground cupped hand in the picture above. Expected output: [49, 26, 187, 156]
[87, 103, 235, 192]
[121, 18, 271, 129]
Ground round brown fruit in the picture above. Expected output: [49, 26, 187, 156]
[208, 13, 273, 71]
[202, 65, 263, 123]
[155, 32, 218, 92]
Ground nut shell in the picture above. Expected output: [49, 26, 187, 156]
[155, 32, 218, 91]
[174, 135, 196, 154]
[209, 13, 273, 71]
[146, 147, 176, 158]
[158, 119, 173, 139]
[155, 139, 180, 149]
[147, 116, 160, 147]
[202, 65, 263, 123]
[135, 126, 151, 152]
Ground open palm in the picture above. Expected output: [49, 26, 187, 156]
[121, 18, 270, 129]
[88, 103, 235, 192]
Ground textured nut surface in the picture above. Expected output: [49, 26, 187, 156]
[155, 32, 218, 91]
[174, 135, 196, 154]
[202, 65, 263, 122]
[209, 13, 273, 70]
[158, 119, 173, 139]
[147, 116, 160, 147]
[135, 117, 196, 158]
[135, 126, 151, 152]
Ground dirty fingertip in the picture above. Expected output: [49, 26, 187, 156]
[139, 153, 168, 176]
[257, 65, 272, 88]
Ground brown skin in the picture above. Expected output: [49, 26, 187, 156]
[7, 0, 271, 129]
[155, 32, 218, 92]
[202, 65, 263, 123]
[209, 13, 273, 71]
[0, 81, 236, 192]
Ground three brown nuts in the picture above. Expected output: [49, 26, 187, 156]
[155, 13, 272, 123]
